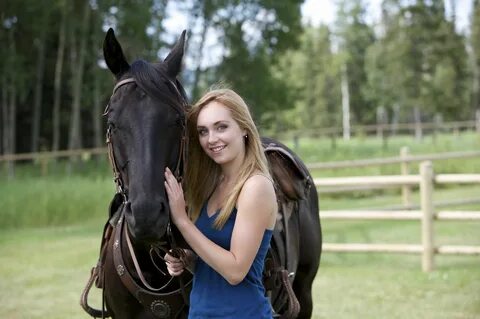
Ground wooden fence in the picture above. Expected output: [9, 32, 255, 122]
[309, 147, 480, 209]
[279, 119, 480, 141]
[315, 161, 480, 272]
[1, 147, 479, 271]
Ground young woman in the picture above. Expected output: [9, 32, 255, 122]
[164, 88, 277, 318]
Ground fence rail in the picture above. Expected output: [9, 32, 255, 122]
[316, 161, 480, 272]
[306, 150, 480, 170]
[280, 120, 479, 140]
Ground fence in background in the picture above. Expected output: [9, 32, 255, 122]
[309, 147, 480, 209]
[279, 119, 480, 142]
[2, 145, 480, 271]
[315, 161, 480, 272]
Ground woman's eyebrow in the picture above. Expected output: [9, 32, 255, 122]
[197, 120, 230, 129]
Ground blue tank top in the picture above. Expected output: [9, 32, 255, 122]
[188, 203, 273, 319]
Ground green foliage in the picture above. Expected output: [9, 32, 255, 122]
[264, 25, 341, 135]
[471, 0, 480, 111]
[1, 0, 478, 174]
[365, 1, 470, 122]
[1, 174, 113, 229]
[210, 0, 304, 121]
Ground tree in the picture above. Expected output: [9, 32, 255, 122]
[188, 0, 305, 121]
[365, 0, 470, 132]
[52, 0, 68, 152]
[335, 0, 375, 124]
[67, 0, 91, 151]
[471, 0, 480, 113]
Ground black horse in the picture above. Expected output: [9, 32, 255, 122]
[81, 29, 322, 319]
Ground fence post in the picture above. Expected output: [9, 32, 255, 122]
[400, 146, 412, 208]
[41, 155, 49, 176]
[476, 109, 480, 133]
[420, 161, 434, 272]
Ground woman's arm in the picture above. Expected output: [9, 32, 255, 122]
[165, 169, 276, 285]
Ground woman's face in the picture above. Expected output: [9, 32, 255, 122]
[196, 101, 246, 166]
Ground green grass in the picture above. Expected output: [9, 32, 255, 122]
[0, 225, 104, 319]
[314, 254, 480, 319]
[0, 222, 478, 318]
[1, 176, 113, 229]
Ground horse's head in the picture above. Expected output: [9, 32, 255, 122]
[103, 28, 187, 244]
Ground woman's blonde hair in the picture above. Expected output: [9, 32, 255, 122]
[185, 87, 271, 229]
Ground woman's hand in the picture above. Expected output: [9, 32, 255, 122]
[165, 249, 196, 275]
[164, 167, 188, 226]
[165, 251, 185, 276]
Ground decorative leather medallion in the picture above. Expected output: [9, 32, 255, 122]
[150, 300, 171, 318]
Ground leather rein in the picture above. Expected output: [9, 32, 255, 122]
[84, 76, 191, 318]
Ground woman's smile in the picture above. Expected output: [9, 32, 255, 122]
[210, 145, 227, 154]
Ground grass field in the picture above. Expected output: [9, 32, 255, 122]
[1, 132, 479, 318]
[0, 220, 478, 318]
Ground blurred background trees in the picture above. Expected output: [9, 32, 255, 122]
[0, 0, 477, 155]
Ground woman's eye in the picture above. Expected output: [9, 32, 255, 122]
[217, 125, 227, 131]
[198, 129, 207, 136]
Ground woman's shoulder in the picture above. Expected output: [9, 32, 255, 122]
[236, 172, 277, 227]
[239, 172, 276, 203]
[246, 171, 274, 189]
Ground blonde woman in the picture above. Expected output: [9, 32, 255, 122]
[164, 88, 277, 318]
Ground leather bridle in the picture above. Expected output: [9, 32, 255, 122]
[104, 77, 188, 202]
[102, 75, 191, 317]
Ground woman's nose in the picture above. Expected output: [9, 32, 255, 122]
[208, 132, 218, 143]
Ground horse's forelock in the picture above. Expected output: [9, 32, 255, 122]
[129, 60, 184, 107]
[129, 60, 162, 94]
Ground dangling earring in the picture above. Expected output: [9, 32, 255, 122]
[244, 134, 248, 139]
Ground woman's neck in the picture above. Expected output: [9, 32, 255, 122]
[219, 171, 238, 188]
[219, 155, 244, 183]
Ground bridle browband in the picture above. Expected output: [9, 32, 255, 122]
[101, 75, 191, 317]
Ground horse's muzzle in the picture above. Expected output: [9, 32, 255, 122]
[126, 199, 169, 243]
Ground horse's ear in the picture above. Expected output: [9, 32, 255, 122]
[103, 28, 130, 79]
[164, 30, 187, 79]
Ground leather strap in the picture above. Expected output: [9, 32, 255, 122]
[80, 219, 114, 318]
[113, 212, 193, 318]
